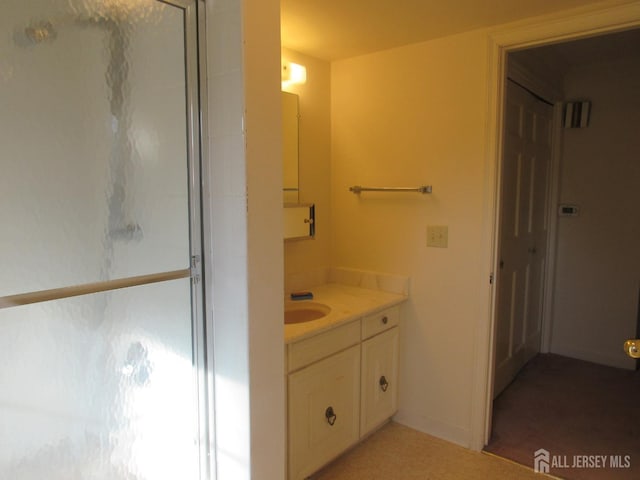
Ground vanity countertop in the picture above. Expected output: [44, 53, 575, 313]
[284, 283, 407, 344]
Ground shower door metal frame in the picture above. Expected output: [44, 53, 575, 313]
[181, 0, 212, 478]
[182, 0, 215, 478]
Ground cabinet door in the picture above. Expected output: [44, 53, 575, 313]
[360, 327, 399, 436]
[288, 345, 360, 480]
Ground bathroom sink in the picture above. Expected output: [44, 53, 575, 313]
[284, 302, 331, 324]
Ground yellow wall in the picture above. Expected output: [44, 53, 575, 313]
[208, 0, 285, 477]
[331, 30, 491, 444]
[551, 57, 640, 369]
[282, 29, 494, 446]
[280, 0, 640, 451]
[244, 0, 287, 473]
[282, 48, 332, 285]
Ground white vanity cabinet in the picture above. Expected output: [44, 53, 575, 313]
[288, 344, 360, 480]
[286, 305, 401, 480]
[360, 306, 400, 436]
[360, 326, 399, 436]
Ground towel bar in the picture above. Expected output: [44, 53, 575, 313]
[349, 185, 432, 194]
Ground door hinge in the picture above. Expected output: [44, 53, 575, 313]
[489, 273, 495, 284]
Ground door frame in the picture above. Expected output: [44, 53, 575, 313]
[472, 1, 640, 450]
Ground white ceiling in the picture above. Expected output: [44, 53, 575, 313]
[280, 0, 609, 61]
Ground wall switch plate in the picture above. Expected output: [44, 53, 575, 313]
[427, 225, 448, 248]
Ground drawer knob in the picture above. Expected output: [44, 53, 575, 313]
[325, 406, 337, 426]
[381, 316, 388, 325]
[379, 375, 389, 392]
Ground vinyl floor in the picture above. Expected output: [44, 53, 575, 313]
[310, 421, 548, 480]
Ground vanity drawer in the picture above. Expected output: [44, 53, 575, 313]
[361, 306, 399, 340]
[288, 320, 360, 372]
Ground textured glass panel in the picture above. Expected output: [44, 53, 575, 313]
[0, 0, 189, 297]
[0, 278, 199, 479]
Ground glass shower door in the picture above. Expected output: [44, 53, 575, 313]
[0, 1, 209, 479]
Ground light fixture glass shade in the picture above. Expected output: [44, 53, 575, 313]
[281, 61, 307, 87]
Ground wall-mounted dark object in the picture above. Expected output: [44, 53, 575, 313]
[563, 101, 591, 128]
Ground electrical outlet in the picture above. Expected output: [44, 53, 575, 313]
[427, 225, 448, 248]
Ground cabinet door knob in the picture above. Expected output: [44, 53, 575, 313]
[325, 406, 337, 426]
[379, 375, 389, 392]
[381, 316, 388, 325]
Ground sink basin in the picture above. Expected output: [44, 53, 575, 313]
[284, 302, 331, 324]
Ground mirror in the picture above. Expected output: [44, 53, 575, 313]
[282, 91, 299, 203]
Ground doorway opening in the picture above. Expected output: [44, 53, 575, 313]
[486, 26, 640, 476]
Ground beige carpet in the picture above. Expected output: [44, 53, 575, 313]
[310, 422, 550, 480]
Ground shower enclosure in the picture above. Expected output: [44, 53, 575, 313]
[0, 0, 210, 478]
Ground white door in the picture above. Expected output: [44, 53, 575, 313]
[494, 80, 553, 397]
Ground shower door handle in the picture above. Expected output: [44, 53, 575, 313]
[623, 339, 640, 359]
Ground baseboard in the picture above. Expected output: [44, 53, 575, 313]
[550, 344, 636, 370]
[392, 412, 472, 449]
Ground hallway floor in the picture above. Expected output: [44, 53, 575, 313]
[486, 353, 640, 479]
[310, 422, 547, 480]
